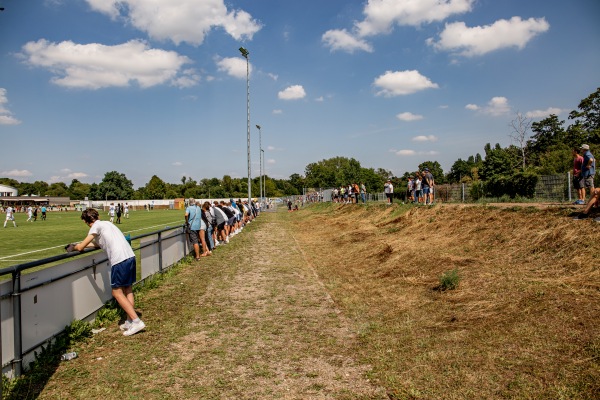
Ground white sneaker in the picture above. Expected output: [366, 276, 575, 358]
[119, 320, 131, 331]
[123, 320, 145, 336]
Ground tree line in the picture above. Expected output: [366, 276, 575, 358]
[2, 88, 598, 201]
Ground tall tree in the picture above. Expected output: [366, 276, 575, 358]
[144, 175, 167, 199]
[97, 171, 134, 200]
[46, 182, 69, 197]
[68, 179, 91, 199]
[527, 114, 566, 165]
[568, 87, 600, 144]
[509, 112, 532, 170]
[480, 143, 519, 181]
[418, 161, 445, 184]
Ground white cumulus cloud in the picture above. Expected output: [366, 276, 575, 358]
[427, 16, 550, 57]
[525, 107, 564, 119]
[322, 0, 473, 53]
[322, 29, 373, 53]
[394, 149, 416, 156]
[397, 112, 423, 121]
[1, 169, 33, 177]
[412, 135, 438, 142]
[20, 39, 194, 89]
[0, 88, 22, 125]
[467, 97, 511, 116]
[357, 0, 475, 36]
[374, 70, 438, 97]
[85, 0, 261, 46]
[278, 85, 306, 100]
[216, 56, 252, 79]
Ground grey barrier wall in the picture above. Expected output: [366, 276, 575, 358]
[0, 225, 187, 381]
[140, 227, 187, 279]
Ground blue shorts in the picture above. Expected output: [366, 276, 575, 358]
[111, 256, 136, 288]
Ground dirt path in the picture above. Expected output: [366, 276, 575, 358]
[38, 212, 386, 399]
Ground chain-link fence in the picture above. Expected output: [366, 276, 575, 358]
[286, 173, 577, 206]
[432, 173, 572, 203]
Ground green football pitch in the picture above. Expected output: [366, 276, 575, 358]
[0, 209, 185, 269]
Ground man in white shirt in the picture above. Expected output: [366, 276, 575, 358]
[69, 208, 145, 336]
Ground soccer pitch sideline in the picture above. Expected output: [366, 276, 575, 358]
[0, 209, 184, 268]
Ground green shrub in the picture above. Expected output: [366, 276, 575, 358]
[64, 319, 92, 342]
[439, 268, 460, 291]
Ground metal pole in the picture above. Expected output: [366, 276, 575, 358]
[12, 272, 22, 378]
[567, 171, 572, 202]
[260, 149, 267, 206]
[257, 125, 262, 210]
[239, 47, 251, 209]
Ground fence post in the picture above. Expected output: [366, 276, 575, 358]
[158, 232, 163, 273]
[462, 183, 465, 203]
[567, 172, 572, 202]
[12, 272, 22, 378]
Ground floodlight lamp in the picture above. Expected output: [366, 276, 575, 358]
[239, 47, 249, 58]
[256, 124, 261, 129]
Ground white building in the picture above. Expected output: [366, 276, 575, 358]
[0, 184, 18, 197]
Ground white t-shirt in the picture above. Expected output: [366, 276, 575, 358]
[88, 220, 134, 266]
[5, 207, 13, 220]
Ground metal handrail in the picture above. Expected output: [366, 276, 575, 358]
[0, 223, 186, 384]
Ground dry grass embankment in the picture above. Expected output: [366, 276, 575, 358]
[288, 202, 600, 399]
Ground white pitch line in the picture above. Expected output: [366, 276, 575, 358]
[0, 220, 183, 261]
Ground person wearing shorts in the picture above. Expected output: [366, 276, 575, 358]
[580, 144, 595, 200]
[71, 208, 145, 336]
[4, 206, 17, 228]
[384, 180, 393, 204]
[185, 198, 202, 260]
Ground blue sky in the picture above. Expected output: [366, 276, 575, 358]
[0, 0, 598, 187]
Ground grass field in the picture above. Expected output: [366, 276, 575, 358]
[0, 209, 185, 269]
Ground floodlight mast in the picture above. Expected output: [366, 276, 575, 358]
[239, 47, 251, 209]
[256, 124, 262, 209]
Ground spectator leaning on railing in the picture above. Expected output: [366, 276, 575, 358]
[68, 208, 146, 337]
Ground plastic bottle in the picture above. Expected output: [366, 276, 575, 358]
[61, 352, 77, 361]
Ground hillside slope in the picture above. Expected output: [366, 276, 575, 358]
[289, 203, 600, 399]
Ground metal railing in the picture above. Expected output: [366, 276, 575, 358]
[0, 224, 188, 391]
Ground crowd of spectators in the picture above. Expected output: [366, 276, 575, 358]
[184, 198, 260, 260]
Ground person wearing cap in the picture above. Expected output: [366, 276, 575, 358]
[384, 179, 394, 204]
[422, 168, 434, 205]
[580, 144, 595, 200]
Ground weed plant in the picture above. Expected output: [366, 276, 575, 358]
[439, 268, 460, 290]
